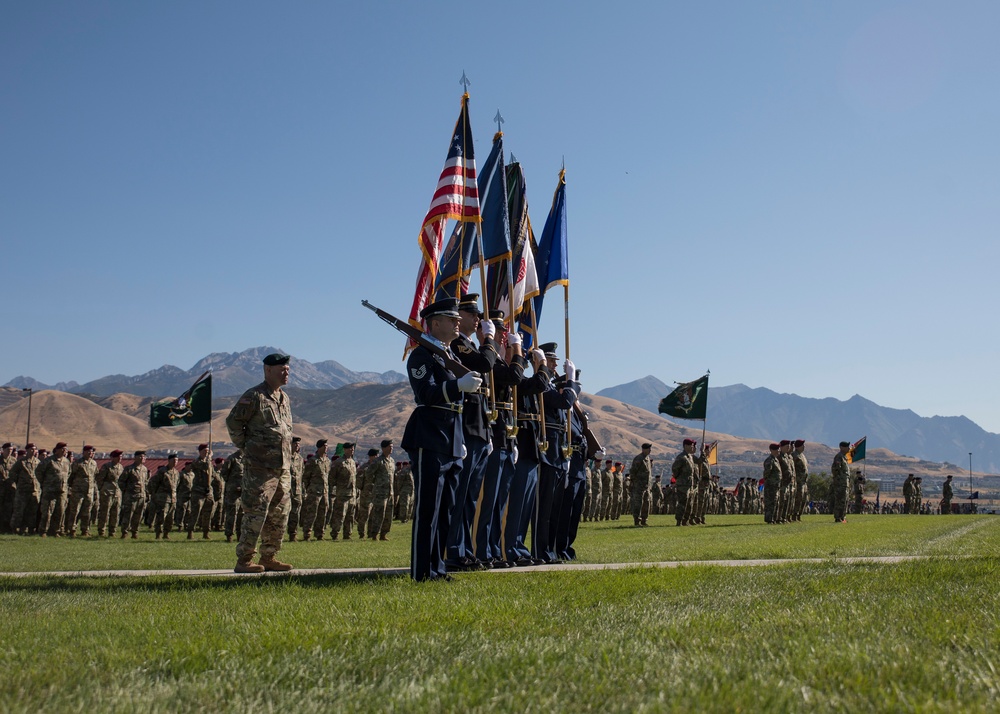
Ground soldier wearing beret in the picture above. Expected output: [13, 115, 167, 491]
[300, 439, 331, 541]
[226, 352, 295, 573]
[36, 442, 71, 537]
[148, 453, 180, 539]
[64, 445, 98, 536]
[630, 444, 653, 527]
[95, 449, 124, 537]
[118, 451, 149, 539]
[186, 444, 215, 539]
[941, 474, 954, 514]
[830, 442, 851, 523]
[401, 297, 481, 581]
[221, 450, 245, 543]
[286, 437, 304, 541]
[672, 439, 700, 526]
[367, 439, 395, 541]
[791, 440, 808, 522]
[355, 448, 379, 539]
[761, 443, 782, 524]
[0, 443, 17, 533]
[328, 442, 357, 540]
[9, 444, 40, 535]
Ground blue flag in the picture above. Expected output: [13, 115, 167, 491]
[531, 169, 568, 331]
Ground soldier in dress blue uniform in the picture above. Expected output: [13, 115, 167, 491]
[401, 297, 483, 582]
[534, 343, 579, 563]
[444, 294, 500, 572]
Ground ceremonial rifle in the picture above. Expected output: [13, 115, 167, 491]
[361, 300, 471, 377]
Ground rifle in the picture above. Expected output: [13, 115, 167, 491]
[362, 300, 471, 377]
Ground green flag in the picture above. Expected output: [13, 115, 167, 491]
[846, 436, 867, 464]
[150, 371, 212, 427]
[658, 374, 709, 420]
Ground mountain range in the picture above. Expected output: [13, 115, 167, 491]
[4, 349, 998, 474]
[596, 376, 1000, 473]
[4, 346, 405, 398]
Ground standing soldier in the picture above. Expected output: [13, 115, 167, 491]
[694, 449, 712, 525]
[367, 439, 396, 540]
[300, 439, 331, 541]
[9, 444, 40, 535]
[588, 457, 603, 522]
[830, 441, 851, 523]
[941, 474, 954, 514]
[286, 437, 304, 541]
[914, 477, 924, 513]
[791, 440, 808, 522]
[221, 450, 244, 543]
[329, 442, 357, 540]
[671, 438, 700, 526]
[902, 474, 915, 514]
[395, 461, 414, 523]
[118, 451, 149, 539]
[630, 443, 653, 527]
[95, 449, 124, 537]
[147, 453, 180, 539]
[651, 473, 663, 515]
[355, 448, 378, 540]
[211, 457, 226, 531]
[852, 471, 867, 515]
[36, 442, 71, 537]
[226, 352, 295, 573]
[600, 459, 613, 521]
[610, 462, 624, 521]
[774, 440, 794, 524]
[0, 443, 17, 533]
[762, 443, 782, 524]
[185, 444, 214, 540]
[65, 445, 98, 536]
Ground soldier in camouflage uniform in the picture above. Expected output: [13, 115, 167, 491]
[185, 444, 214, 539]
[300, 439, 331, 540]
[791, 440, 808, 522]
[329, 442, 357, 539]
[36, 442, 71, 537]
[775, 440, 794, 524]
[9, 444, 40, 535]
[694, 454, 711, 525]
[0, 443, 17, 534]
[762, 443, 782, 524]
[395, 461, 414, 523]
[355, 448, 378, 539]
[630, 444, 653, 527]
[210, 457, 226, 531]
[220, 450, 244, 542]
[147, 453, 180, 539]
[610, 463, 624, 520]
[95, 449, 123, 536]
[226, 352, 295, 573]
[671, 438, 700, 526]
[587, 457, 602, 521]
[118, 451, 149, 539]
[367, 439, 395, 540]
[64, 445, 98, 536]
[175, 461, 194, 532]
[830, 441, 851, 523]
[286, 437, 303, 540]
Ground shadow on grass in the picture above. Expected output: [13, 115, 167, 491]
[0, 569, 412, 594]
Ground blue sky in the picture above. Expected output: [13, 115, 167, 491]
[2, 2, 999, 436]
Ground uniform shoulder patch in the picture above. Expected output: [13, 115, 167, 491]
[411, 365, 427, 380]
[456, 344, 474, 354]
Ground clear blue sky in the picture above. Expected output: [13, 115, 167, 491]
[3, 2, 999, 433]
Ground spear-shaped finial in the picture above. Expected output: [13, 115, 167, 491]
[509, 151, 517, 164]
[494, 109, 504, 133]
[459, 71, 471, 93]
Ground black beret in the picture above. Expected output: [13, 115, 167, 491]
[368, 448, 379, 457]
[134, 450, 146, 457]
[342, 442, 356, 449]
[316, 439, 328, 448]
[291, 436, 302, 443]
[263, 353, 291, 366]
[641, 443, 652, 449]
[839, 441, 851, 448]
[380, 439, 393, 448]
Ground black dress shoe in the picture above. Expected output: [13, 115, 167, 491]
[514, 556, 534, 567]
[445, 561, 467, 573]
[530, 557, 546, 566]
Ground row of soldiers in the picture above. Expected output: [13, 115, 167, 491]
[286, 437, 413, 542]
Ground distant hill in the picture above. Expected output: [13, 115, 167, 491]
[3, 346, 406, 399]
[597, 378, 1000, 473]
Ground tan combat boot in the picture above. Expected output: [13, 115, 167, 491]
[234, 559, 265, 574]
[258, 557, 293, 572]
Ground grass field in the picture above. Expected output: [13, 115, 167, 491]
[2, 514, 998, 712]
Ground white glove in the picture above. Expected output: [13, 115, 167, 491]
[530, 348, 544, 365]
[461, 444, 468, 459]
[507, 331, 522, 347]
[563, 359, 576, 380]
[457, 372, 483, 393]
[487, 440, 494, 456]
[512, 445, 519, 465]
[480, 320, 496, 339]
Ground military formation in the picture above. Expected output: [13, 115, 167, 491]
[1, 348, 967, 574]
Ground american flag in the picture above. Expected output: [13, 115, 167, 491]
[406, 93, 481, 337]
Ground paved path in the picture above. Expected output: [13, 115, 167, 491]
[0, 554, 937, 579]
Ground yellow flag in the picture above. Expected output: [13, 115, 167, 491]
[705, 440, 719, 466]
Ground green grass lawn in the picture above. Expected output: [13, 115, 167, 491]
[2, 515, 998, 712]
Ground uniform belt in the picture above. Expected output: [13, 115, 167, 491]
[545, 421, 566, 430]
[518, 414, 541, 423]
[427, 403, 463, 414]
[495, 402, 514, 411]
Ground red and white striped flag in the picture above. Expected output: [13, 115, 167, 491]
[406, 93, 481, 340]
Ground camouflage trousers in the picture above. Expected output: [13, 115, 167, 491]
[674, 485, 692, 525]
[224, 491, 243, 537]
[120, 495, 145, 535]
[10, 490, 39, 533]
[395, 489, 413, 523]
[96, 491, 120, 535]
[367, 492, 393, 538]
[37, 492, 66, 536]
[186, 495, 212, 535]
[236, 467, 290, 562]
[64, 490, 93, 534]
[300, 492, 328, 538]
[630, 484, 650, 524]
[151, 500, 175, 536]
[285, 495, 301, 537]
[329, 494, 355, 538]
[0, 480, 16, 533]
[589, 489, 602, 520]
